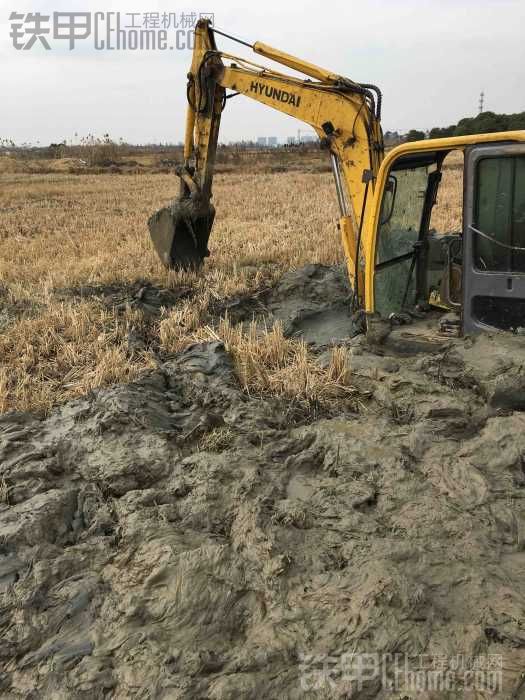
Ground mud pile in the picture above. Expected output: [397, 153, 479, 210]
[2, 266, 525, 698]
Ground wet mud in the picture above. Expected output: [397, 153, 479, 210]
[55, 281, 194, 319]
[2, 265, 525, 698]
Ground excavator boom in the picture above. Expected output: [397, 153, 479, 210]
[148, 20, 383, 298]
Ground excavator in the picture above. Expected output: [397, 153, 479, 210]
[148, 19, 525, 335]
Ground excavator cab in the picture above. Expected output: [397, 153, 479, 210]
[368, 139, 525, 334]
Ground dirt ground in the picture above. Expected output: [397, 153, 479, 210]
[2, 265, 525, 698]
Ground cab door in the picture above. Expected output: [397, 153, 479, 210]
[463, 144, 525, 333]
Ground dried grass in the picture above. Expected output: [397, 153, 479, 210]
[196, 317, 358, 408]
[0, 153, 463, 414]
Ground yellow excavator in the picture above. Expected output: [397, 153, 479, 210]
[149, 20, 525, 334]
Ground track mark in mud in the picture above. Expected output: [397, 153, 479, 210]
[55, 280, 194, 317]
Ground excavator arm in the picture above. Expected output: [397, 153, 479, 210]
[148, 20, 384, 300]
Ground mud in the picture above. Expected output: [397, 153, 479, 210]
[2, 265, 525, 698]
[269, 264, 355, 345]
[212, 264, 356, 342]
[55, 281, 193, 319]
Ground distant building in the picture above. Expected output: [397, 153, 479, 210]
[267, 136, 278, 147]
[287, 136, 296, 145]
[256, 137, 267, 147]
[301, 133, 317, 144]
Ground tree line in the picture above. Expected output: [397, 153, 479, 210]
[403, 111, 525, 142]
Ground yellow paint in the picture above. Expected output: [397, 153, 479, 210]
[186, 20, 383, 296]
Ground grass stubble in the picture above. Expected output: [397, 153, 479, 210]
[0, 153, 463, 415]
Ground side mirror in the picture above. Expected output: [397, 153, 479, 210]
[380, 174, 397, 225]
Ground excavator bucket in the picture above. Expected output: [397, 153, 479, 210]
[148, 194, 215, 270]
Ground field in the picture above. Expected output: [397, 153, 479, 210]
[0, 149, 462, 415]
[2, 149, 525, 697]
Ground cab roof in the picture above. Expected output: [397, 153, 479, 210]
[384, 130, 525, 170]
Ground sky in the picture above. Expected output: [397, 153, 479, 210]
[1, 0, 524, 145]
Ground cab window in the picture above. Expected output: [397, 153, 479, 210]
[474, 155, 525, 272]
[374, 163, 429, 316]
